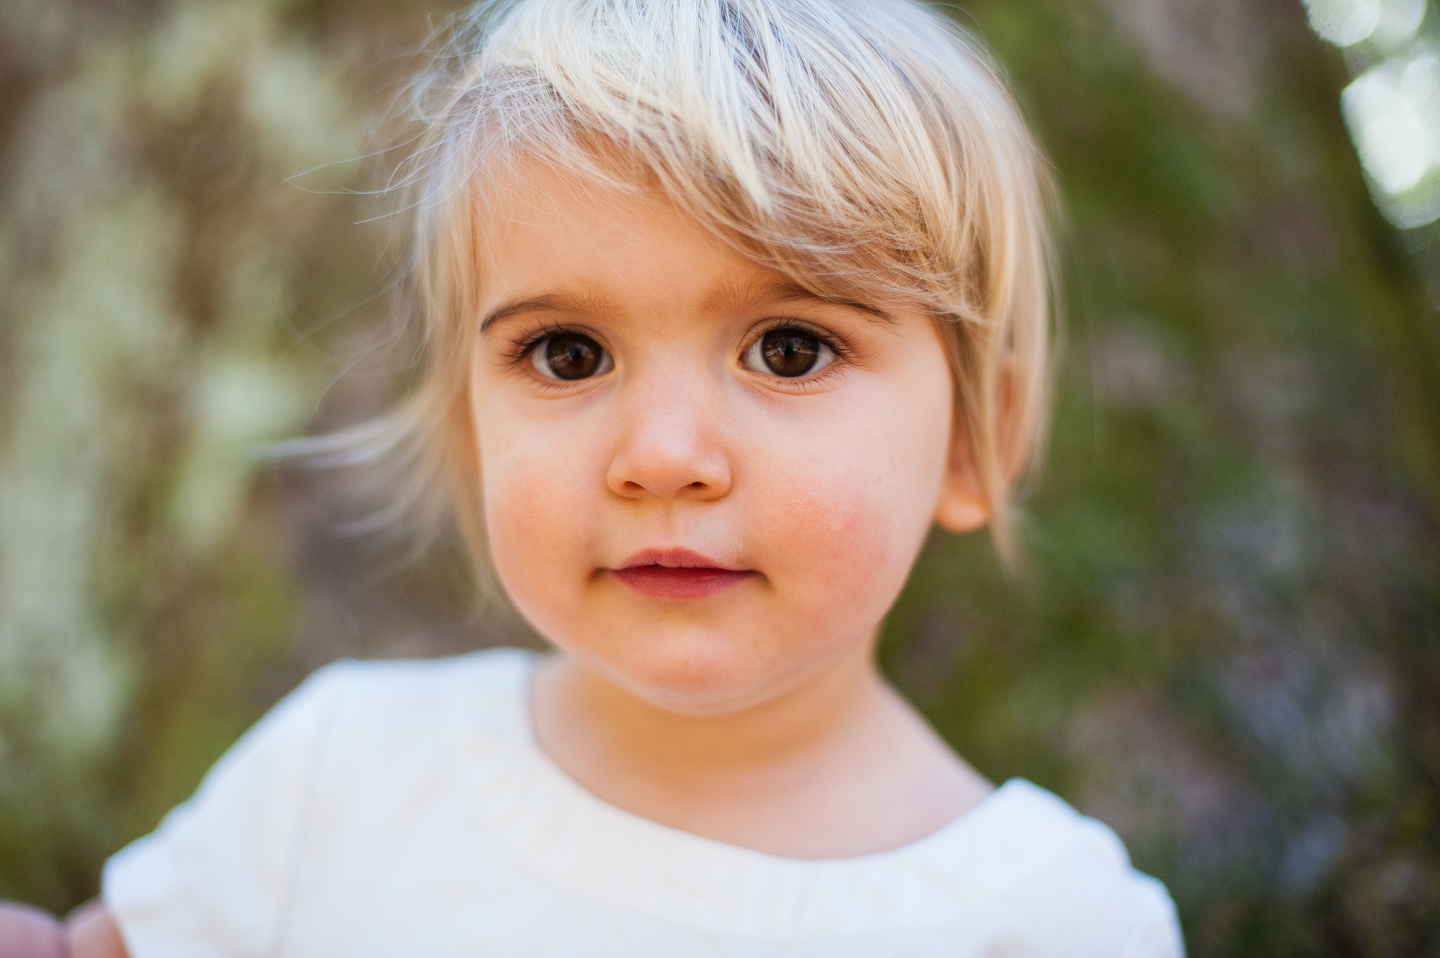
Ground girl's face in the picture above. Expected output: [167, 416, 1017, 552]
[469, 163, 986, 715]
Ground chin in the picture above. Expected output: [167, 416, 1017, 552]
[593, 626, 791, 716]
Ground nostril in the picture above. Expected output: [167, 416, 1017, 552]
[606, 441, 732, 500]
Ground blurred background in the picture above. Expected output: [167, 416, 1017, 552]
[0, 0, 1437, 953]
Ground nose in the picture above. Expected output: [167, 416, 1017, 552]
[606, 373, 732, 501]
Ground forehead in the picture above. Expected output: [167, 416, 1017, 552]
[472, 156, 894, 329]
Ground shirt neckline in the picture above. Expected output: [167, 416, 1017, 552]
[463, 648, 1074, 936]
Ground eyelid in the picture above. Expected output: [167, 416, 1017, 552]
[500, 319, 600, 367]
[739, 316, 854, 365]
[735, 319, 855, 392]
[499, 320, 615, 390]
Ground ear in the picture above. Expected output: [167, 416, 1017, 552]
[933, 434, 990, 533]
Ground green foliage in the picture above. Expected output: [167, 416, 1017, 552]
[881, 1, 1440, 953]
[0, 0, 378, 912]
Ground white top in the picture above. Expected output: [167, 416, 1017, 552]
[104, 649, 1184, 957]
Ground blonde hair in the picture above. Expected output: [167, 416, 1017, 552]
[348, 0, 1055, 573]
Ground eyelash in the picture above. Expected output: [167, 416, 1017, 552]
[500, 319, 587, 369]
[740, 317, 853, 390]
[498, 317, 855, 389]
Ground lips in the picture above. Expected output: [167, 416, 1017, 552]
[610, 548, 758, 600]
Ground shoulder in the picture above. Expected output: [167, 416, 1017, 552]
[302, 646, 539, 725]
[968, 780, 1184, 957]
[283, 642, 538, 772]
[285, 646, 540, 769]
[101, 648, 541, 956]
[113, 646, 539, 853]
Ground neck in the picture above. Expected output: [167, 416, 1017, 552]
[531, 641, 895, 784]
[527, 641, 989, 858]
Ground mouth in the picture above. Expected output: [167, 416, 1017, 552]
[610, 548, 759, 600]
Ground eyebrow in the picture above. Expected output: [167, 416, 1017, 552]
[478, 280, 894, 333]
[479, 292, 615, 333]
[703, 279, 896, 324]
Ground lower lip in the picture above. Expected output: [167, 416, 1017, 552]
[610, 566, 758, 600]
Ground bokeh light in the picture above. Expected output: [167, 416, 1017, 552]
[1309, 0, 1440, 225]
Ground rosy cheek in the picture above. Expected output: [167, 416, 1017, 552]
[759, 465, 897, 621]
[480, 439, 592, 615]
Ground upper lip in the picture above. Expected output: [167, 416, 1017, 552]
[616, 548, 747, 572]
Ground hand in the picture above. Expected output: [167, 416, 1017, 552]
[0, 900, 130, 958]
[66, 901, 130, 958]
[0, 901, 63, 958]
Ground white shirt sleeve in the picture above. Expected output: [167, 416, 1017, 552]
[1119, 882, 1186, 958]
[102, 661, 355, 958]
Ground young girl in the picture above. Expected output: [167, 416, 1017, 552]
[48, 0, 1183, 954]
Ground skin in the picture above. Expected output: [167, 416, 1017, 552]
[0, 898, 130, 958]
[61, 159, 997, 952]
[474, 162, 994, 859]
[66, 902, 124, 958]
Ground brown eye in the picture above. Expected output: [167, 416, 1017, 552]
[532, 333, 612, 381]
[758, 328, 823, 377]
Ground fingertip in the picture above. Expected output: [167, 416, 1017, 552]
[0, 901, 66, 958]
[65, 900, 129, 958]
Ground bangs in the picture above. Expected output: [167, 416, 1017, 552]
[362, 0, 1055, 570]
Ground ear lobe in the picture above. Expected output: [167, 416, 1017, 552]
[933, 438, 990, 533]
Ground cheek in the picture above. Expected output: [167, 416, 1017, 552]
[485, 451, 568, 555]
[775, 483, 884, 606]
[753, 401, 948, 625]
[473, 398, 602, 616]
